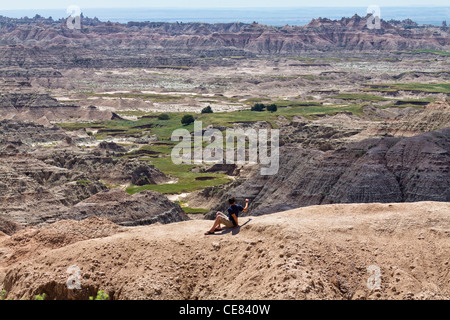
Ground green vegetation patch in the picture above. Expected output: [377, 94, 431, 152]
[76, 179, 92, 186]
[363, 83, 450, 94]
[154, 65, 191, 70]
[59, 100, 375, 196]
[181, 207, 210, 214]
[328, 93, 390, 102]
[271, 100, 323, 107]
[393, 49, 450, 57]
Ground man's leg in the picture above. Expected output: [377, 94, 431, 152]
[205, 212, 223, 234]
[215, 212, 224, 229]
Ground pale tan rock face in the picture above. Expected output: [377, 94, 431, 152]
[0, 202, 449, 300]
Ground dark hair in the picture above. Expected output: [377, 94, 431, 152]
[228, 197, 236, 205]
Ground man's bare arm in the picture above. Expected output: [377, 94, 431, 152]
[243, 199, 249, 212]
[231, 214, 239, 227]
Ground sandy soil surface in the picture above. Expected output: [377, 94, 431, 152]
[0, 201, 449, 300]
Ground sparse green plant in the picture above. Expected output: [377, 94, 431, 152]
[1, 290, 6, 300]
[181, 114, 195, 126]
[251, 103, 265, 112]
[89, 290, 109, 300]
[201, 106, 213, 114]
[355, 150, 367, 158]
[76, 179, 91, 187]
[267, 104, 278, 113]
[34, 293, 46, 300]
[158, 113, 170, 120]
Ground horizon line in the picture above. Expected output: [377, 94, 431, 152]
[2, 5, 450, 10]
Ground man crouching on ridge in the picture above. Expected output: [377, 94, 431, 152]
[205, 197, 249, 235]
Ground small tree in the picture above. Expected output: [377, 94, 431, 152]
[267, 104, 278, 113]
[158, 113, 170, 120]
[181, 114, 195, 126]
[201, 106, 213, 114]
[251, 103, 265, 112]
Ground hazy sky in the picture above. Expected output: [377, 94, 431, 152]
[1, 0, 449, 10]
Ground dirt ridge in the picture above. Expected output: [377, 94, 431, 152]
[0, 201, 448, 300]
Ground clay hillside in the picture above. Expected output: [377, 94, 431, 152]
[0, 201, 449, 300]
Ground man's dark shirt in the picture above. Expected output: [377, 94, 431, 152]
[227, 204, 244, 226]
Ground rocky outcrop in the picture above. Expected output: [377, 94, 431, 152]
[0, 118, 67, 145]
[98, 141, 127, 153]
[394, 101, 450, 135]
[279, 113, 367, 150]
[43, 152, 169, 187]
[0, 202, 449, 300]
[0, 68, 62, 78]
[62, 189, 189, 226]
[0, 216, 22, 236]
[209, 127, 450, 216]
[0, 93, 116, 122]
[0, 15, 448, 69]
[0, 121, 98, 219]
[0, 120, 173, 228]
[0, 152, 181, 227]
[0, 154, 108, 226]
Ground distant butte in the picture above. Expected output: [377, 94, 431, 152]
[0, 15, 448, 70]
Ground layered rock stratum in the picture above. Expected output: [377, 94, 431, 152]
[0, 93, 118, 122]
[0, 14, 448, 69]
[0, 12, 448, 301]
[208, 102, 450, 217]
[0, 119, 187, 231]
